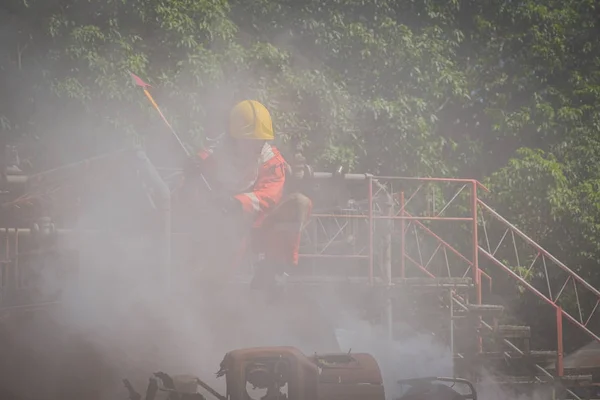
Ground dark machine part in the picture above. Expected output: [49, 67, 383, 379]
[1, 145, 28, 214]
[216, 346, 385, 400]
[2, 144, 30, 176]
[123, 373, 210, 400]
[289, 143, 312, 182]
[246, 359, 290, 389]
[30, 217, 57, 243]
[123, 379, 142, 400]
[397, 377, 477, 400]
[245, 359, 291, 400]
[125, 347, 478, 400]
[218, 347, 317, 400]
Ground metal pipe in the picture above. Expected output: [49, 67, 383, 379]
[368, 176, 374, 285]
[400, 192, 406, 278]
[310, 172, 372, 180]
[405, 254, 436, 278]
[13, 228, 19, 290]
[472, 181, 482, 356]
[557, 306, 564, 377]
[0, 149, 133, 210]
[194, 378, 226, 400]
[472, 181, 481, 305]
[298, 254, 369, 259]
[311, 214, 473, 221]
[371, 178, 394, 283]
[27, 148, 131, 182]
[0, 229, 200, 238]
[2, 175, 28, 184]
[296, 171, 490, 190]
[0, 228, 101, 236]
[134, 149, 172, 293]
[374, 176, 490, 192]
[450, 289, 455, 375]
[384, 195, 393, 284]
[2, 231, 8, 303]
[378, 181, 394, 341]
[0, 300, 61, 313]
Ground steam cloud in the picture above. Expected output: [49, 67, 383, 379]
[0, 226, 551, 400]
[0, 153, 551, 400]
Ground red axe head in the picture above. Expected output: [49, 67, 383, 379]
[129, 71, 152, 89]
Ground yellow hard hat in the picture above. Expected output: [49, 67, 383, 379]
[229, 100, 274, 140]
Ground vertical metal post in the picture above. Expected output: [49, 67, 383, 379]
[164, 207, 172, 294]
[384, 191, 393, 285]
[1, 231, 7, 304]
[471, 181, 483, 354]
[556, 306, 564, 377]
[450, 289, 455, 376]
[400, 191, 406, 279]
[471, 181, 481, 305]
[312, 219, 317, 275]
[384, 191, 393, 340]
[12, 229, 19, 290]
[5, 229, 15, 298]
[368, 176, 374, 285]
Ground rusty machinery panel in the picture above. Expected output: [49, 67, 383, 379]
[217, 346, 384, 400]
[123, 346, 476, 400]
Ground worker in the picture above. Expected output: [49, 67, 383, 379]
[183, 100, 312, 294]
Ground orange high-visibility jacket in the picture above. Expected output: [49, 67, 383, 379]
[197, 143, 287, 227]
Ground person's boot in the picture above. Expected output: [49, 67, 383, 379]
[270, 269, 289, 298]
[250, 261, 289, 302]
[250, 260, 277, 291]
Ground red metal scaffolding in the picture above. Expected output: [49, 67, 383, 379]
[297, 175, 600, 377]
[2, 163, 599, 382]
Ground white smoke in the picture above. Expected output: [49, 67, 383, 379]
[334, 312, 454, 399]
[0, 222, 558, 400]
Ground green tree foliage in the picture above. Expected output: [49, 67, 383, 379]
[2, 0, 471, 174]
[475, 0, 600, 290]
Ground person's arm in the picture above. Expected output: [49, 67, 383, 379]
[180, 147, 219, 210]
[183, 147, 213, 174]
[234, 161, 286, 217]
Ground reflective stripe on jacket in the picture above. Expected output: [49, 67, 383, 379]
[198, 143, 287, 226]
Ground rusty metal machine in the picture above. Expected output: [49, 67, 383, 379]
[123, 346, 477, 400]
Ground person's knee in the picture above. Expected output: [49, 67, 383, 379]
[286, 192, 312, 217]
[263, 192, 312, 228]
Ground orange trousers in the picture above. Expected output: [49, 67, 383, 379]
[231, 192, 313, 271]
